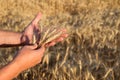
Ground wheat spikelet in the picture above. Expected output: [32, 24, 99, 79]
[32, 25, 63, 48]
[43, 31, 63, 44]
[39, 28, 51, 44]
[47, 28, 57, 38]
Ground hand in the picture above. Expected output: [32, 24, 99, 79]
[21, 12, 42, 44]
[13, 29, 68, 71]
[0, 33, 68, 80]
[21, 12, 68, 46]
[13, 44, 45, 72]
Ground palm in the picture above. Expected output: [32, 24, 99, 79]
[23, 13, 42, 44]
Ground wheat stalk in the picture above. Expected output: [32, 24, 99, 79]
[32, 25, 63, 48]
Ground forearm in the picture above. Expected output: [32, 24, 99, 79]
[0, 61, 22, 80]
[0, 30, 26, 47]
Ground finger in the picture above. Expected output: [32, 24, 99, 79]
[32, 12, 42, 25]
[36, 45, 45, 54]
[44, 33, 68, 47]
[26, 44, 38, 49]
[51, 33, 68, 42]
[54, 37, 64, 42]
[60, 33, 68, 38]
[46, 42, 56, 47]
[34, 24, 40, 30]
[58, 28, 67, 33]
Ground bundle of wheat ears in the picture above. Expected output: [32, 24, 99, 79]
[32, 25, 63, 48]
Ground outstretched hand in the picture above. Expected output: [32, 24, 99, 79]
[21, 12, 42, 44]
[14, 12, 68, 71]
[0, 12, 68, 80]
[14, 30, 68, 71]
[21, 12, 68, 47]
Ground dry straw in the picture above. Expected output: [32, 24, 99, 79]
[32, 25, 63, 48]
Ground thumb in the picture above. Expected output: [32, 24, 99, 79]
[36, 45, 46, 55]
[32, 12, 42, 25]
[27, 44, 38, 49]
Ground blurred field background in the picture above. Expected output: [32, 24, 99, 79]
[0, 0, 120, 80]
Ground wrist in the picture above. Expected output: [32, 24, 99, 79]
[12, 58, 28, 72]
[10, 60, 23, 75]
[0, 60, 22, 80]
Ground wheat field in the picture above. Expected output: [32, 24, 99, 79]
[0, 0, 120, 80]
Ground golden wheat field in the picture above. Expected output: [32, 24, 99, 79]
[0, 0, 120, 80]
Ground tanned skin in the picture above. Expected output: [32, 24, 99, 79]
[0, 12, 68, 80]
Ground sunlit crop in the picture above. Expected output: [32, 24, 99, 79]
[0, 0, 120, 80]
